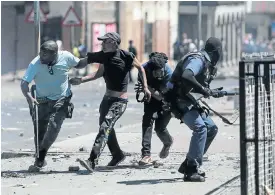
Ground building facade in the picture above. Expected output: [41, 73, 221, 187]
[2, 1, 249, 76]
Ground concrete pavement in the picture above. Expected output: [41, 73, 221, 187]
[1, 116, 241, 195]
[1, 66, 241, 195]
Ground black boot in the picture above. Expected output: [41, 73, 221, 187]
[178, 159, 205, 177]
[34, 158, 47, 168]
[28, 150, 47, 172]
[184, 165, 205, 182]
[107, 152, 126, 166]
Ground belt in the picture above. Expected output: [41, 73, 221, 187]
[36, 97, 53, 104]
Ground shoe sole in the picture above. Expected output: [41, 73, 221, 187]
[138, 158, 158, 166]
[138, 161, 153, 166]
[77, 158, 94, 172]
[178, 168, 206, 177]
[107, 156, 126, 167]
[177, 161, 206, 177]
[184, 177, 205, 182]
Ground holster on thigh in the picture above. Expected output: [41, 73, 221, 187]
[52, 93, 74, 119]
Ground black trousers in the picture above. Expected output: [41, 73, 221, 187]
[89, 96, 127, 163]
[141, 99, 173, 157]
[29, 96, 70, 161]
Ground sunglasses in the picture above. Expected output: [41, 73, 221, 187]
[48, 65, 54, 75]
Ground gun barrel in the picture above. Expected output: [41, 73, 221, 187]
[222, 91, 239, 96]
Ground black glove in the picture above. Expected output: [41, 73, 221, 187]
[211, 87, 225, 98]
[212, 91, 226, 98]
[201, 87, 213, 98]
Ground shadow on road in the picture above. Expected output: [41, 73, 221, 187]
[1, 169, 90, 178]
[117, 177, 183, 185]
[95, 164, 155, 172]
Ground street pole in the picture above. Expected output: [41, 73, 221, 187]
[13, 6, 19, 81]
[84, 1, 88, 75]
[115, 1, 120, 33]
[140, 1, 143, 62]
[81, 1, 85, 44]
[85, 1, 88, 48]
[70, 26, 75, 49]
[34, 1, 41, 54]
[197, 1, 202, 50]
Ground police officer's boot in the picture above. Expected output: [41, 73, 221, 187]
[184, 166, 205, 182]
[156, 130, 173, 159]
[178, 158, 205, 177]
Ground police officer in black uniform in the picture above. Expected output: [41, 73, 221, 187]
[136, 52, 174, 165]
[166, 37, 224, 182]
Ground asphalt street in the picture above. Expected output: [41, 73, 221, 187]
[1, 77, 238, 152]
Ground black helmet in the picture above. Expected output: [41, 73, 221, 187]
[204, 37, 222, 66]
[39, 40, 58, 65]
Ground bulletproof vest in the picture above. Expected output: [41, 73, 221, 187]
[170, 51, 212, 96]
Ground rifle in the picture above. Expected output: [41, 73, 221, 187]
[135, 82, 240, 125]
[189, 87, 239, 125]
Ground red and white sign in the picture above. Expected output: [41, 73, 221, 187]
[25, 7, 47, 23]
[61, 6, 82, 27]
[92, 23, 117, 52]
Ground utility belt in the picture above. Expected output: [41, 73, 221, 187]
[35, 94, 74, 119]
[170, 97, 210, 123]
[36, 97, 53, 104]
[168, 84, 210, 122]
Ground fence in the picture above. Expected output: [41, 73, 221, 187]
[239, 54, 275, 195]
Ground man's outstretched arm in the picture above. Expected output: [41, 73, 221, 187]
[81, 64, 104, 83]
[74, 58, 88, 69]
[69, 64, 104, 85]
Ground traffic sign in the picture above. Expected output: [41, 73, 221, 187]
[61, 6, 82, 27]
[25, 7, 47, 23]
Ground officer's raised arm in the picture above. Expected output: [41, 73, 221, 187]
[182, 58, 206, 94]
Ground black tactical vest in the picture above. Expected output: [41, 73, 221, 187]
[170, 51, 212, 97]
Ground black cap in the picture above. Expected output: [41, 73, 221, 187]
[204, 37, 222, 52]
[98, 32, 121, 45]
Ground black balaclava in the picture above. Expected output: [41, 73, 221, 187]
[204, 37, 222, 66]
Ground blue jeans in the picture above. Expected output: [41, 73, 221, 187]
[181, 108, 218, 166]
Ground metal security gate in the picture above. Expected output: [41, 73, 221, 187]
[239, 54, 275, 195]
